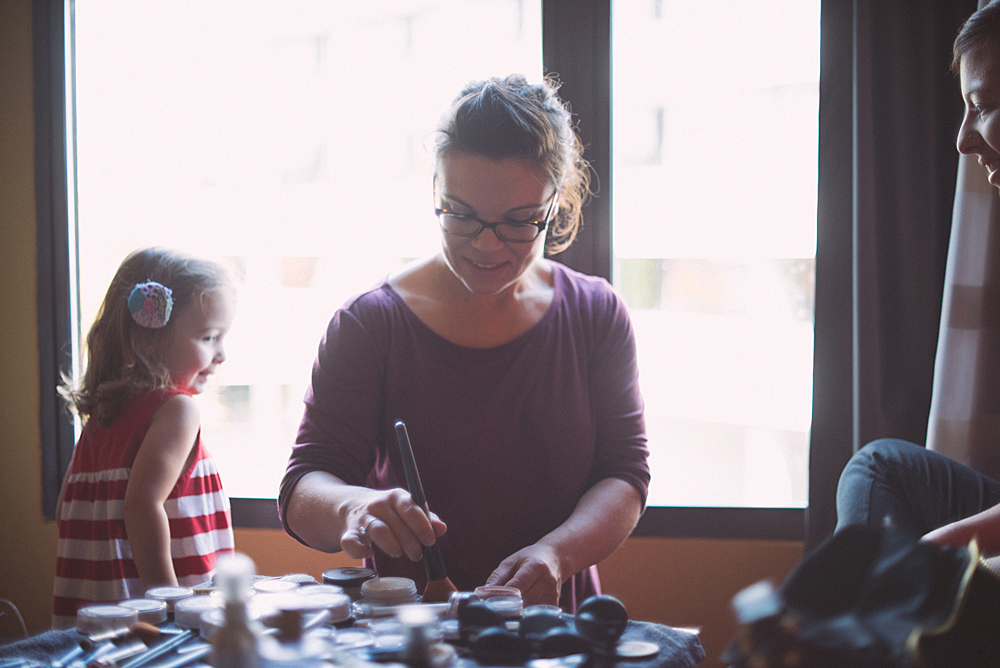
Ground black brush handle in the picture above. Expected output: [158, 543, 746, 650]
[394, 420, 448, 581]
[395, 420, 429, 509]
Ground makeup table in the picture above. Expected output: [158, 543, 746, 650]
[0, 616, 704, 668]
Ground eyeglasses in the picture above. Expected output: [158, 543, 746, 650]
[434, 192, 559, 243]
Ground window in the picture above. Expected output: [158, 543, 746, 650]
[612, 1, 819, 508]
[70, 0, 543, 501]
[40, 0, 818, 538]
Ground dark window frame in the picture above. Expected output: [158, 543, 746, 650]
[35, 0, 814, 541]
[35, 0, 76, 519]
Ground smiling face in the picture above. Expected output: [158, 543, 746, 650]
[157, 287, 236, 395]
[958, 46, 1000, 189]
[435, 152, 557, 298]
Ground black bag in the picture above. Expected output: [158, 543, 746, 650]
[722, 524, 1000, 667]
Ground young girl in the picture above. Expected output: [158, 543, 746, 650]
[52, 247, 237, 629]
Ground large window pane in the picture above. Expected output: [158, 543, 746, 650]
[73, 1, 542, 498]
[612, 1, 820, 507]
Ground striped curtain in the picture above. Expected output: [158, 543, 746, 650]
[926, 146, 1000, 480]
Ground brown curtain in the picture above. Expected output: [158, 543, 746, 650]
[926, 145, 1000, 479]
[808, 0, 976, 550]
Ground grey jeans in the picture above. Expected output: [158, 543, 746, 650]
[835, 438, 1000, 538]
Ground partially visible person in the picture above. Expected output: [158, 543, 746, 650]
[836, 0, 1000, 571]
[52, 248, 237, 629]
[279, 74, 649, 610]
[836, 439, 1000, 551]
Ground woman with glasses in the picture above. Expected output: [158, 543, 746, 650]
[279, 75, 649, 610]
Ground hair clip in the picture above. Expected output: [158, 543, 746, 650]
[128, 281, 174, 328]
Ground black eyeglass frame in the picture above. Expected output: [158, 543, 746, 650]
[434, 192, 560, 243]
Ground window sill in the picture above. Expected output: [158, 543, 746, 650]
[231, 498, 805, 541]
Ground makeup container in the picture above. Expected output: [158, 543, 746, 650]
[118, 598, 168, 625]
[76, 605, 139, 635]
[523, 604, 564, 618]
[368, 617, 407, 651]
[447, 591, 477, 616]
[438, 592, 471, 642]
[298, 584, 346, 597]
[362, 577, 419, 606]
[279, 573, 318, 586]
[473, 585, 520, 600]
[174, 595, 223, 630]
[254, 578, 299, 595]
[474, 586, 523, 620]
[352, 577, 420, 620]
[323, 567, 376, 600]
[326, 626, 374, 651]
[145, 586, 194, 620]
[296, 592, 353, 625]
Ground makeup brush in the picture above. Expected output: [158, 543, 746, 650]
[394, 420, 459, 603]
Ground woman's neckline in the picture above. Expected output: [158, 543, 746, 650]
[384, 260, 562, 351]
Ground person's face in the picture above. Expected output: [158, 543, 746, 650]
[158, 287, 235, 395]
[957, 47, 1000, 189]
[435, 152, 556, 298]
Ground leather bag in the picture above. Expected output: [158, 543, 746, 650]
[722, 524, 1000, 667]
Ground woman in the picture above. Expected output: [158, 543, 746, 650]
[278, 74, 649, 609]
[836, 0, 1000, 568]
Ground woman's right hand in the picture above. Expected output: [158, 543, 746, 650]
[285, 471, 446, 558]
[340, 486, 447, 560]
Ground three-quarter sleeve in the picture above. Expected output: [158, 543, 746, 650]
[277, 301, 386, 540]
[584, 279, 651, 508]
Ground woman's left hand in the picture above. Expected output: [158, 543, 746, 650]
[485, 543, 563, 606]
[485, 479, 643, 608]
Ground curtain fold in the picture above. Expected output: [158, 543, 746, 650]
[927, 152, 1000, 479]
[808, 0, 975, 550]
[853, 1, 969, 447]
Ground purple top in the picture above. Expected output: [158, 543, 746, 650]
[279, 261, 649, 610]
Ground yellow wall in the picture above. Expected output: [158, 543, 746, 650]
[0, 2, 803, 664]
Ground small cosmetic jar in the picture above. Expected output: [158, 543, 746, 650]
[288, 591, 353, 624]
[118, 598, 168, 625]
[361, 576, 419, 606]
[174, 595, 223, 629]
[474, 585, 523, 620]
[253, 578, 299, 595]
[323, 567, 377, 600]
[77, 605, 139, 635]
[299, 584, 346, 597]
[280, 572, 318, 586]
[145, 586, 194, 614]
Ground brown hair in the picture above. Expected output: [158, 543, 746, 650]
[953, 0, 1000, 74]
[60, 247, 233, 426]
[434, 74, 593, 255]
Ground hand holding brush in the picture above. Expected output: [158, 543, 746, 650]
[394, 420, 459, 603]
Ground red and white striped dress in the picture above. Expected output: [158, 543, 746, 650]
[52, 389, 234, 629]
